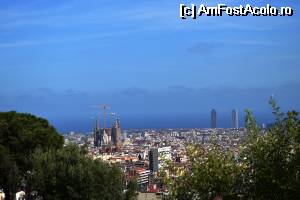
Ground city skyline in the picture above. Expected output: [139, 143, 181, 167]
[55, 109, 261, 132]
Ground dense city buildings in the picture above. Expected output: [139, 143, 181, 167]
[62, 108, 249, 197]
[64, 125, 247, 196]
[211, 109, 217, 128]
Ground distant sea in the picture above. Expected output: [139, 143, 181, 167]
[49, 113, 274, 133]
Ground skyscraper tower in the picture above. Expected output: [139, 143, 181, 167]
[93, 119, 101, 147]
[149, 148, 159, 172]
[231, 109, 238, 129]
[111, 119, 122, 147]
[211, 109, 217, 128]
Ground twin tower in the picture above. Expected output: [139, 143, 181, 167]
[211, 109, 239, 129]
[94, 119, 122, 148]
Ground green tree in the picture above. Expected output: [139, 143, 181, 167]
[172, 144, 240, 200]
[242, 97, 300, 199]
[0, 145, 20, 200]
[125, 179, 139, 200]
[27, 144, 125, 200]
[0, 111, 64, 199]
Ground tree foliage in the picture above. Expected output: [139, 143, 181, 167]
[0, 145, 20, 200]
[0, 111, 131, 200]
[27, 144, 125, 200]
[242, 98, 300, 199]
[172, 144, 240, 200]
[125, 179, 139, 200]
[0, 111, 64, 199]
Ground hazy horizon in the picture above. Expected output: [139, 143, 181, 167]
[46, 111, 274, 133]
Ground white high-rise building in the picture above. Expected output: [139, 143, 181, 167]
[158, 146, 172, 169]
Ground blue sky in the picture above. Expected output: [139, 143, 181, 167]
[0, 0, 300, 131]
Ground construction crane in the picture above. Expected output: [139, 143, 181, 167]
[109, 112, 116, 127]
[93, 104, 110, 128]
